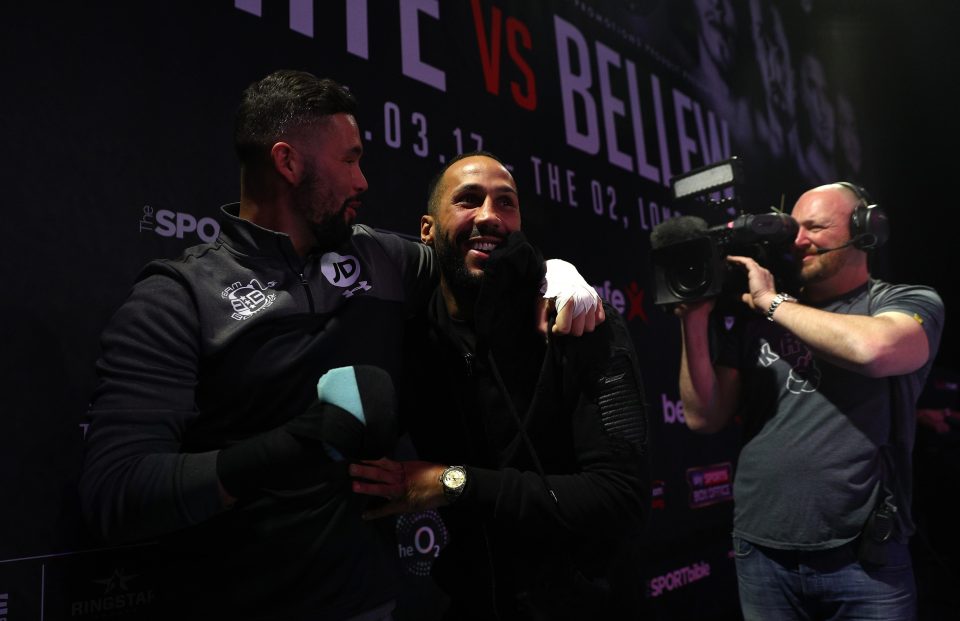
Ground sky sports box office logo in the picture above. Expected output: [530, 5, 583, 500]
[687, 462, 733, 509]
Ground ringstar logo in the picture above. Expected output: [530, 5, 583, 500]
[222, 278, 278, 321]
[70, 568, 155, 618]
[94, 569, 134, 594]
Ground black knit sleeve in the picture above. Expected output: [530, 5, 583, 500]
[80, 267, 223, 544]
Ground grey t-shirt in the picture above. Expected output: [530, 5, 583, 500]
[718, 279, 944, 550]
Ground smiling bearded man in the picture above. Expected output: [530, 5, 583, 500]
[348, 151, 652, 621]
[425, 152, 521, 316]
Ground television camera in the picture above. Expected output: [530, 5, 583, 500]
[650, 158, 800, 308]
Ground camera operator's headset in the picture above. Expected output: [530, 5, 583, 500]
[836, 181, 889, 251]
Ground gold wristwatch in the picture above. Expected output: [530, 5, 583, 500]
[440, 465, 467, 503]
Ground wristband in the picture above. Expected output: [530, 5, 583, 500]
[765, 293, 797, 321]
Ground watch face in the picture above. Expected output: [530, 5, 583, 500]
[443, 467, 466, 490]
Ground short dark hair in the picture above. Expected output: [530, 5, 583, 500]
[234, 70, 358, 175]
[426, 150, 510, 216]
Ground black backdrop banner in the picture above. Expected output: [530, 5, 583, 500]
[2, 1, 950, 619]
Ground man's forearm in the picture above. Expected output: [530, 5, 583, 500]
[765, 299, 930, 377]
[679, 313, 733, 433]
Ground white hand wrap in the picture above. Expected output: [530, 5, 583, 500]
[543, 259, 601, 317]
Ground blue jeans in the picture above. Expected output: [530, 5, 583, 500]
[734, 536, 916, 620]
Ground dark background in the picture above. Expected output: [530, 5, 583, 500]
[1, 1, 955, 619]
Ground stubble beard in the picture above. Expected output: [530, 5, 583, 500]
[433, 225, 482, 303]
[293, 169, 353, 251]
[800, 249, 846, 285]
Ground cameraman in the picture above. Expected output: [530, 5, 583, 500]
[676, 182, 943, 620]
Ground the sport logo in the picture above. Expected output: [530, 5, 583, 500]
[139, 204, 220, 243]
[222, 279, 278, 321]
[320, 252, 372, 298]
[647, 561, 711, 598]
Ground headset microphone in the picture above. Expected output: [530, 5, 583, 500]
[836, 182, 889, 250]
[815, 239, 857, 255]
[814, 183, 889, 254]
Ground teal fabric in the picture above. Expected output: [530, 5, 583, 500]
[316, 366, 365, 425]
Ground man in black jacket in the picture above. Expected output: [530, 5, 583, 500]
[350, 152, 651, 620]
[80, 72, 604, 621]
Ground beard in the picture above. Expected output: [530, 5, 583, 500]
[799, 248, 848, 285]
[292, 168, 354, 251]
[433, 225, 483, 303]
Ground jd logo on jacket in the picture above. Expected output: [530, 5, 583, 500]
[321, 252, 372, 298]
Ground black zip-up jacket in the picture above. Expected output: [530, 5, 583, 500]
[400, 237, 651, 620]
[80, 204, 434, 620]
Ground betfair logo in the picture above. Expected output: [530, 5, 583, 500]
[593, 280, 648, 322]
[661, 393, 685, 424]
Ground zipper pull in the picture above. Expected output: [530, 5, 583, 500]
[463, 353, 474, 377]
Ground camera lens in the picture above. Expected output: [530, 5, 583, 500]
[669, 259, 709, 295]
[651, 236, 722, 305]
[660, 237, 713, 297]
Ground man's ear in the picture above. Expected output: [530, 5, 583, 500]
[420, 215, 435, 245]
[270, 141, 300, 185]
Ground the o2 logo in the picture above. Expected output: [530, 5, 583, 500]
[395, 510, 449, 577]
[413, 526, 440, 557]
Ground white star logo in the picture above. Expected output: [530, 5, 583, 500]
[94, 569, 137, 594]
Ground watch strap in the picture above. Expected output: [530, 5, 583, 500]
[766, 293, 796, 321]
